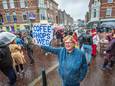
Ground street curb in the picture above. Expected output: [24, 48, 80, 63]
[28, 63, 58, 86]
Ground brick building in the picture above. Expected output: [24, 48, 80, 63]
[0, 0, 58, 31]
[100, 0, 115, 21]
[57, 10, 74, 31]
[46, 0, 58, 24]
[87, 0, 115, 29]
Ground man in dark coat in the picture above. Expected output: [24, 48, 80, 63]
[0, 45, 17, 86]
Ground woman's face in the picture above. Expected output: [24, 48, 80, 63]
[64, 41, 74, 51]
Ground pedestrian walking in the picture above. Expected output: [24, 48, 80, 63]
[91, 29, 99, 57]
[0, 32, 17, 86]
[81, 30, 93, 65]
[9, 40, 26, 75]
[40, 35, 88, 86]
[101, 34, 115, 70]
[23, 35, 35, 64]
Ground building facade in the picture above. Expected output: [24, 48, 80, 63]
[57, 10, 74, 31]
[46, 0, 58, 24]
[88, 0, 115, 29]
[0, 0, 58, 31]
[90, 0, 101, 22]
[0, 0, 39, 30]
[100, 0, 115, 22]
[88, 0, 101, 28]
[58, 10, 73, 26]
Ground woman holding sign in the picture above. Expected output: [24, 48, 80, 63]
[40, 35, 88, 86]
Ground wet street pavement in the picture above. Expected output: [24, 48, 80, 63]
[0, 43, 115, 86]
[0, 45, 57, 86]
[36, 54, 115, 86]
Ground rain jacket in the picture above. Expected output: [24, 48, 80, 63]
[106, 38, 115, 56]
[0, 45, 13, 69]
[41, 46, 88, 85]
[9, 44, 26, 66]
[15, 37, 24, 47]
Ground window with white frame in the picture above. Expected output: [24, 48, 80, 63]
[20, 0, 25, 8]
[9, 0, 15, 8]
[107, 0, 113, 3]
[13, 12, 17, 23]
[40, 10, 46, 20]
[39, 0, 45, 7]
[106, 8, 112, 16]
[6, 12, 11, 22]
[22, 12, 27, 20]
[2, 0, 8, 9]
[25, 0, 28, 8]
[93, 9, 97, 18]
[50, 3, 53, 10]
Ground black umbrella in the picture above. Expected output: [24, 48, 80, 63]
[100, 22, 115, 29]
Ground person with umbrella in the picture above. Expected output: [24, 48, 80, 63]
[40, 35, 88, 86]
[0, 32, 17, 86]
[9, 39, 26, 76]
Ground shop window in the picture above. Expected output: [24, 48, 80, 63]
[20, 0, 28, 8]
[93, 9, 97, 18]
[9, 0, 15, 8]
[40, 10, 46, 20]
[106, 8, 112, 16]
[0, 14, 3, 23]
[6, 12, 11, 22]
[107, 0, 113, 3]
[13, 12, 17, 23]
[2, 0, 8, 9]
[22, 12, 27, 20]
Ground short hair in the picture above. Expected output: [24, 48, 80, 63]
[63, 35, 73, 42]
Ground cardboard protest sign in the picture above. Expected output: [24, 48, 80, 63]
[32, 24, 53, 46]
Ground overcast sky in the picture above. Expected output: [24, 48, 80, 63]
[56, 0, 90, 21]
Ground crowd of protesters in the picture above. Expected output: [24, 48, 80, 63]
[0, 27, 115, 86]
[0, 30, 35, 86]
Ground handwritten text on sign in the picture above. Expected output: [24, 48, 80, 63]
[32, 24, 53, 46]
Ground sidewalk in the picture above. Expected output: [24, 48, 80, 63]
[35, 54, 115, 86]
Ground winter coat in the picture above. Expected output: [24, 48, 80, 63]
[106, 38, 115, 56]
[15, 37, 24, 47]
[79, 34, 93, 47]
[0, 45, 13, 69]
[41, 46, 88, 85]
[9, 44, 26, 66]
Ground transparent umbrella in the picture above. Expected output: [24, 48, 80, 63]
[0, 32, 16, 47]
[100, 22, 115, 29]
